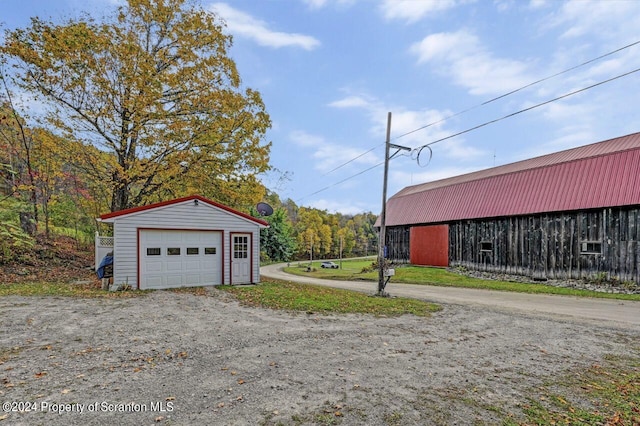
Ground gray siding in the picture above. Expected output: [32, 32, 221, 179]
[110, 201, 261, 288]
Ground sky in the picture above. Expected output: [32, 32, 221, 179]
[3, 0, 640, 215]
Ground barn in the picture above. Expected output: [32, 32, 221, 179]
[96, 195, 268, 290]
[380, 132, 640, 283]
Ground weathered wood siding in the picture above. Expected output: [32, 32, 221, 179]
[386, 226, 410, 263]
[449, 206, 640, 283]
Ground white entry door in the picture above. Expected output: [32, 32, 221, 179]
[231, 233, 251, 284]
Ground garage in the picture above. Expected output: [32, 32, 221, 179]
[96, 195, 268, 290]
[139, 229, 222, 289]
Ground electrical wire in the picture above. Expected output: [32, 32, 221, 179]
[414, 66, 640, 152]
[318, 39, 640, 177]
[392, 39, 640, 142]
[320, 142, 384, 176]
[295, 65, 640, 203]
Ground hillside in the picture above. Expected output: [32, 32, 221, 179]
[0, 235, 98, 284]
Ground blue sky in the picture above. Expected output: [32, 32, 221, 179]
[3, 0, 640, 215]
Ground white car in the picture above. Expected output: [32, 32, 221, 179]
[320, 261, 339, 269]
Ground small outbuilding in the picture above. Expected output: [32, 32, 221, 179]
[96, 195, 268, 290]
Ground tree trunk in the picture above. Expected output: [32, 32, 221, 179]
[19, 212, 36, 236]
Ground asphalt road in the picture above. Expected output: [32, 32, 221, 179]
[260, 263, 640, 331]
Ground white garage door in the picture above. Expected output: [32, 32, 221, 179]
[140, 230, 222, 289]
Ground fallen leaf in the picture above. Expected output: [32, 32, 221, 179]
[165, 396, 175, 401]
[61, 389, 71, 394]
[154, 416, 164, 422]
[237, 379, 245, 385]
[34, 372, 48, 378]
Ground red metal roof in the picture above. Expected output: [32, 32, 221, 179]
[383, 132, 640, 226]
[98, 194, 269, 227]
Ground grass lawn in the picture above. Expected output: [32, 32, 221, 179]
[506, 354, 640, 426]
[285, 258, 640, 301]
[219, 280, 441, 317]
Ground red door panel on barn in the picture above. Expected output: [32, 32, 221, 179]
[410, 225, 449, 267]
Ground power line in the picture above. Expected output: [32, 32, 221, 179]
[296, 161, 384, 202]
[318, 39, 640, 177]
[296, 65, 640, 203]
[414, 66, 640, 154]
[392, 39, 640, 142]
[321, 142, 384, 176]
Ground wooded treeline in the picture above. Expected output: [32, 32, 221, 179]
[0, 101, 379, 263]
[0, 0, 379, 265]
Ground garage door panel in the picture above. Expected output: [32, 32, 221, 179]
[145, 276, 163, 288]
[145, 260, 163, 270]
[167, 261, 184, 272]
[186, 260, 201, 269]
[140, 230, 221, 289]
[166, 275, 183, 286]
[186, 274, 202, 285]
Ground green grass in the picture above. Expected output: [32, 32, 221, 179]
[219, 280, 441, 317]
[0, 278, 440, 317]
[506, 354, 640, 426]
[285, 259, 640, 301]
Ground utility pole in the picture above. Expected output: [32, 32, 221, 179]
[378, 113, 392, 295]
[377, 112, 411, 296]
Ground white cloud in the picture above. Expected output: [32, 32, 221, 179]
[302, 0, 358, 10]
[528, 0, 549, 10]
[410, 30, 533, 96]
[380, 0, 464, 23]
[209, 3, 320, 50]
[303, 0, 328, 9]
[328, 96, 372, 109]
[289, 130, 380, 173]
[549, 0, 640, 40]
[289, 130, 325, 148]
[391, 166, 482, 187]
[308, 198, 374, 215]
[329, 91, 484, 162]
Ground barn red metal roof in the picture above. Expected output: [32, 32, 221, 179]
[383, 132, 640, 227]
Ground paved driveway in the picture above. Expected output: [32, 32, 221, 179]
[260, 263, 640, 331]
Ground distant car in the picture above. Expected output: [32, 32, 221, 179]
[320, 261, 339, 269]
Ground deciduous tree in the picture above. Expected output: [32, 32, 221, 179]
[1, 0, 271, 212]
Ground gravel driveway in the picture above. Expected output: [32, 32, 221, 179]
[1, 287, 638, 426]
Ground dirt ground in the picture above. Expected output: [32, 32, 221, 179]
[1, 288, 638, 426]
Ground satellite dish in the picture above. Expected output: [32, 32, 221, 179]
[256, 202, 274, 216]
